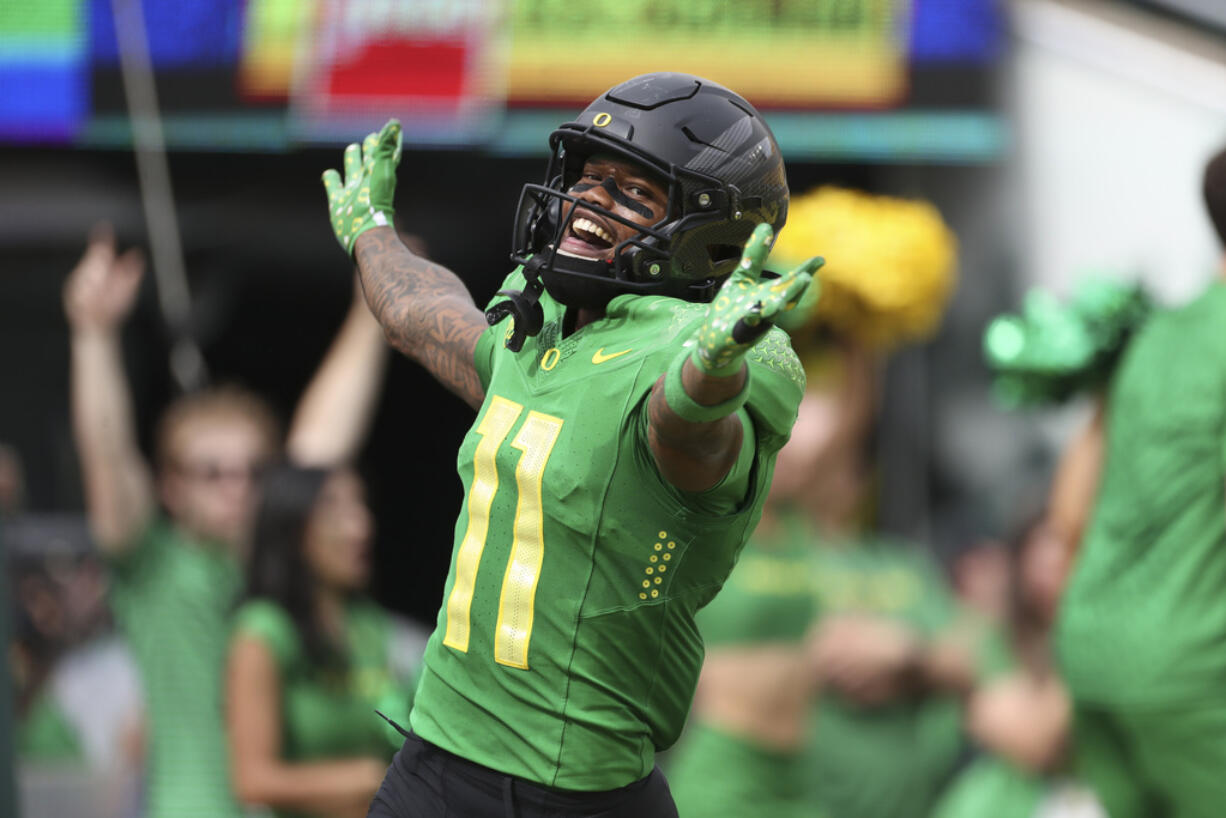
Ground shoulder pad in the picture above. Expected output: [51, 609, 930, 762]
[748, 327, 805, 391]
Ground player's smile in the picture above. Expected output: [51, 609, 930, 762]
[558, 156, 668, 261]
[560, 207, 619, 258]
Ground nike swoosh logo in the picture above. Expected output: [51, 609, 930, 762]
[592, 347, 633, 364]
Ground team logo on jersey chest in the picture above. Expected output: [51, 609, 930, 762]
[533, 322, 580, 371]
[592, 347, 633, 364]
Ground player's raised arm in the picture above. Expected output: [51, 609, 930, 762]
[64, 225, 156, 554]
[286, 275, 390, 466]
[322, 120, 487, 410]
[1045, 395, 1105, 549]
[648, 224, 821, 492]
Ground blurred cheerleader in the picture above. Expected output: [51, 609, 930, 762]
[666, 186, 964, 818]
[227, 465, 421, 818]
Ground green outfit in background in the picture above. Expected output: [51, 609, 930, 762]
[931, 632, 1066, 818]
[410, 270, 805, 791]
[107, 520, 244, 818]
[807, 536, 964, 818]
[668, 724, 814, 818]
[931, 757, 1045, 818]
[232, 598, 418, 818]
[667, 512, 821, 818]
[16, 691, 82, 764]
[1057, 282, 1226, 818]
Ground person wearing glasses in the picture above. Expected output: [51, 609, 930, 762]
[64, 224, 391, 818]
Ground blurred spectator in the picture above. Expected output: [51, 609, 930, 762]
[668, 341, 978, 818]
[1054, 147, 1226, 818]
[63, 223, 390, 818]
[787, 344, 974, 818]
[935, 409, 1107, 818]
[13, 554, 94, 765]
[951, 538, 1013, 627]
[4, 446, 143, 786]
[9, 521, 145, 818]
[226, 464, 422, 818]
[804, 527, 975, 818]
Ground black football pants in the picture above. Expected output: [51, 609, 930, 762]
[367, 733, 680, 818]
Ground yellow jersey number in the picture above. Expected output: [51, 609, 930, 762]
[443, 396, 563, 669]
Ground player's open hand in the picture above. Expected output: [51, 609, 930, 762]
[693, 223, 823, 375]
[322, 119, 402, 257]
[63, 223, 146, 333]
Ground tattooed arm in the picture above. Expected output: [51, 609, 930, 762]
[353, 227, 487, 410]
[323, 121, 487, 410]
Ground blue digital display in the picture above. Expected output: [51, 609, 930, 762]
[909, 0, 1005, 62]
[87, 0, 243, 67]
[0, 0, 88, 141]
[0, 61, 87, 140]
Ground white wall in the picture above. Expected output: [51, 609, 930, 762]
[1012, 0, 1226, 303]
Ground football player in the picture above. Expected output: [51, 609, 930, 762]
[321, 72, 822, 817]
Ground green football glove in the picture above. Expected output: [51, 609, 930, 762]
[693, 223, 823, 376]
[321, 119, 402, 257]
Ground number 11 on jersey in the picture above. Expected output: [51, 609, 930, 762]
[444, 396, 564, 669]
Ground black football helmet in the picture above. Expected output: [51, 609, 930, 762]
[487, 72, 789, 350]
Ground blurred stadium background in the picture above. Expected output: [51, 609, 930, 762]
[1, 0, 1225, 815]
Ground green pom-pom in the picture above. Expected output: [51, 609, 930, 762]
[983, 277, 1153, 408]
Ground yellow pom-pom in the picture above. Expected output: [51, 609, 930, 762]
[770, 186, 958, 349]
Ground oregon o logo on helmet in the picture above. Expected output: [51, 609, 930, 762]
[592, 112, 612, 127]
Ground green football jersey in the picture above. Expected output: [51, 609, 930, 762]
[409, 270, 805, 791]
[1057, 281, 1226, 706]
